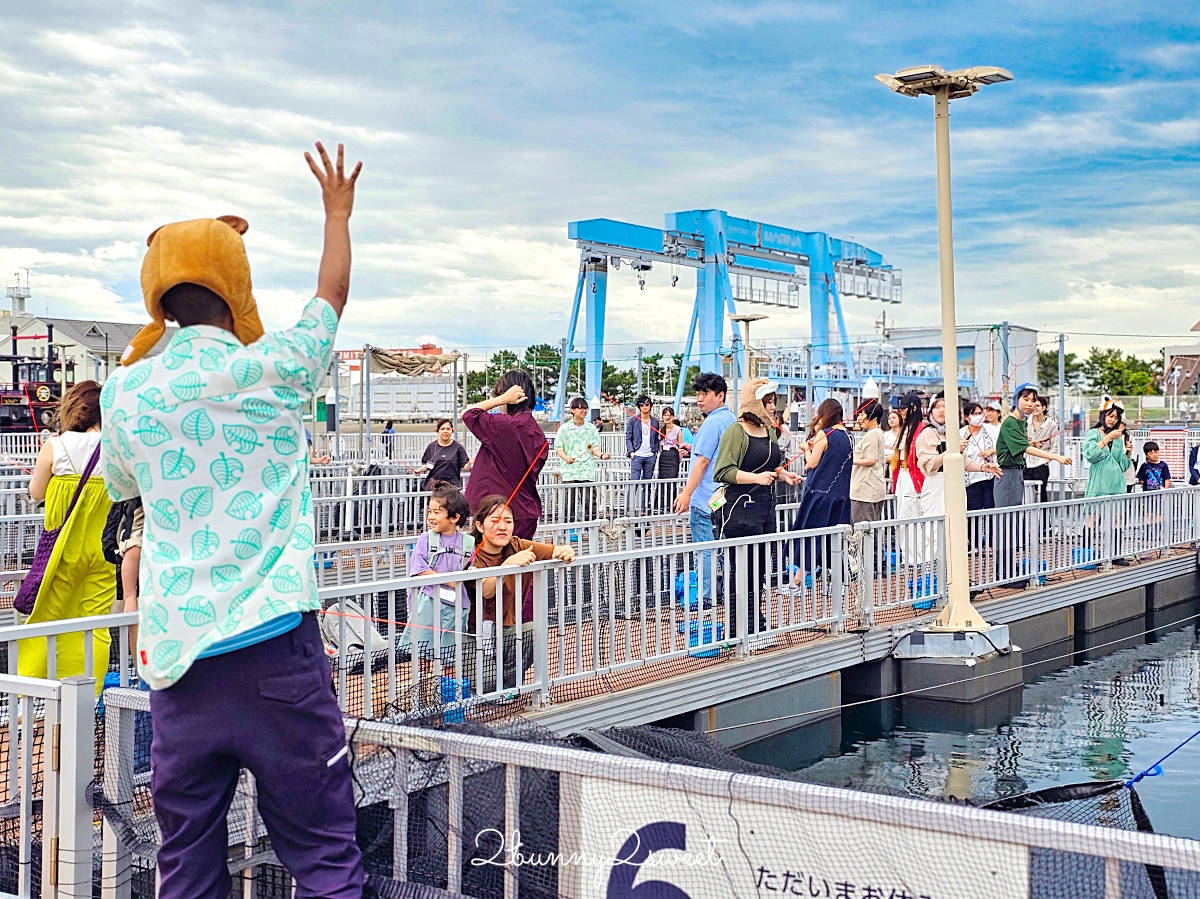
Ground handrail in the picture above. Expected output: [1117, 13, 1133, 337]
[0, 672, 66, 700]
[0, 611, 139, 642]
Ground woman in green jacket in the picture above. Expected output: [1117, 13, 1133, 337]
[1083, 400, 1131, 498]
[712, 378, 801, 636]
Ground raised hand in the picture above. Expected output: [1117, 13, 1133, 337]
[305, 142, 362, 220]
[499, 384, 527, 407]
[306, 141, 362, 317]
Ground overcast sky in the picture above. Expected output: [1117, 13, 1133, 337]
[3, 1, 1199, 366]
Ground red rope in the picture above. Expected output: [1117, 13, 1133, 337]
[22, 385, 41, 437]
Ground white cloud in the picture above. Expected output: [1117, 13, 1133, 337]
[1137, 42, 1200, 71]
[1, 2, 1199, 373]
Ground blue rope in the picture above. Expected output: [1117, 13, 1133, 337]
[1125, 726, 1200, 788]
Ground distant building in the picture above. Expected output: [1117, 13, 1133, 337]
[1164, 340, 1200, 398]
[2, 275, 172, 385]
[886, 323, 1038, 399]
[0, 313, 173, 385]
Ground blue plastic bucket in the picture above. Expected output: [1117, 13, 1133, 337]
[676, 620, 725, 658]
[908, 574, 939, 610]
[440, 676, 472, 723]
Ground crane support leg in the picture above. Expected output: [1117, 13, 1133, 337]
[584, 257, 608, 420]
[553, 258, 587, 421]
[674, 279, 701, 411]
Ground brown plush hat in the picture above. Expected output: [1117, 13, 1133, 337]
[739, 377, 777, 428]
[122, 215, 264, 366]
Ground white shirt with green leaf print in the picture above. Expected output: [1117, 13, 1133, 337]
[101, 297, 339, 690]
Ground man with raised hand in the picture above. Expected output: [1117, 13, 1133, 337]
[100, 142, 364, 899]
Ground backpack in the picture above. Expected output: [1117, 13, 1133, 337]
[422, 531, 475, 605]
[101, 498, 142, 566]
[427, 530, 475, 568]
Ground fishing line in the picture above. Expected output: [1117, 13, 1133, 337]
[466, 439, 550, 569]
[325, 439, 551, 633]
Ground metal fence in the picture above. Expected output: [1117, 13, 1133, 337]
[315, 431, 632, 463]
[0, 486, 1197, 895]
[312, 485, 1200, 717]
[310, 477, 718, 544]
[89, 698, 1200, 899]
[0, 433, 45, 460]
[0, 667, 96, 899]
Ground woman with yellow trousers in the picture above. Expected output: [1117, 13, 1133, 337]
[20, 381, 113, 689]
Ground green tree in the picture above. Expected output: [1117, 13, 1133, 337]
[601, 363, 637, 403]
[1037, 349, 1083, 389]
[671, 353, 701, 399]
[465, 350, 521, 403]
[522, 343, 561, 402]
[1081, 348, 1162, 396]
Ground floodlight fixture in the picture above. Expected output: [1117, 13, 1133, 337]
[875, 64, 1013, 99]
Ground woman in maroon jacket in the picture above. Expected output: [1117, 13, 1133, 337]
[462, 371, 548, 539]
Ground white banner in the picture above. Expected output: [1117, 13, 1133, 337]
[564, 775, 1029, 899]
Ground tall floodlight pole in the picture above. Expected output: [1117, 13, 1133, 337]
[1057, 334, 1067, 472]
[729, 313, 768, 414]
[876, 64, 1013, 632]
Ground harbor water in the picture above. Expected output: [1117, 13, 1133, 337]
[738, 602, 1200, 841]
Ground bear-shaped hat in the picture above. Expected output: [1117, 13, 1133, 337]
[122, 214, 264, 366]
[738, 377, 778, 429]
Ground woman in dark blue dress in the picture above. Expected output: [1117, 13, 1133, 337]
[791, 398, 853, 577]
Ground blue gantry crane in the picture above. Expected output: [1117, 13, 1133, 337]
[552, 209, 903, 420]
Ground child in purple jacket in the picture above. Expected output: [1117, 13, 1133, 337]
[400, 482, 474, 662]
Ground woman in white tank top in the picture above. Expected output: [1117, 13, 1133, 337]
[22, 381, 113, 691]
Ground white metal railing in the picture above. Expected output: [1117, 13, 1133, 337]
[353, 723, 1200, 898]
[71, 677, 1200, 899]
[0, 433, 45, 459]
[306, 460, 676, 498]
[311, 486, 1200, 716]
[0, 488, 38, 518]
[0, 670, 95, 899]
[3, 486, 1199, 894]
[963, 487, 1200, 591]
[316, 431, 637, 462]
[310, 518, 617, 588]
[310, 476, 720, 543]
[1, 489, 1197, 727]
[311, 523, 861, 718]
[855, 514, 949, 624]
[89, 702, 1200, 899]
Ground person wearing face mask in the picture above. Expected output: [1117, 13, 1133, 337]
[961, 402, 998, 512]
[916, 393, 1003, 519]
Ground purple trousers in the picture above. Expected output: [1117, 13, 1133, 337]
[149, 613, 364, 899]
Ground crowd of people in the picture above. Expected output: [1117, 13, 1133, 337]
[17, 360, 1188, 892]
[8, 140, 1194, 899]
